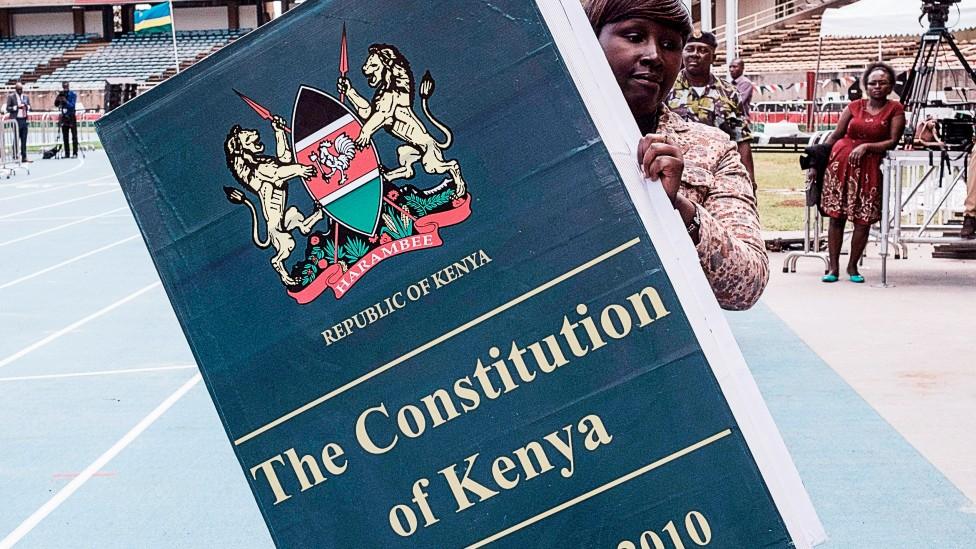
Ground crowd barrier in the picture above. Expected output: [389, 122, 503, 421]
[29, 112, 101, 154]
[1, 118, 30, 178]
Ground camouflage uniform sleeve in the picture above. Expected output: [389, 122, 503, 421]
[692, 140, 768, 310]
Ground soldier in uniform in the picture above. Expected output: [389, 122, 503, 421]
[666, 31, 755, 186]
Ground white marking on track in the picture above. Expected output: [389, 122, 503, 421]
[0, 234, 141, 290]
[0, 175, 114, 202]
[0, 206, 129, 248]
[0, 214, 128, 223]
[0, 374, 202, 548]
[0, 365, 196, 382]
[0, 281, 162, 369]
[2, 155, 87, 187]
[0, 188, 120, 220]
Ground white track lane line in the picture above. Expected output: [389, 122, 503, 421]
[0, 373, 202, 549]
[0, 234, 141, 290]
[0, 214, 128, 223]
[0, 188, 120, 220]
[0, 175, 114, 202]
[0, 206, 129, 248]
[1, 155, 87, 187]
[0, 365, 196, 382]
[0, 281, 162, 369]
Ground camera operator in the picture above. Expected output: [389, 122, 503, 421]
[54, 81, 78, 158]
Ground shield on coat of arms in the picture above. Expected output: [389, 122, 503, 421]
[291, 85, 382, 235]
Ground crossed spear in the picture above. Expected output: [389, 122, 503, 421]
[232, 23, 348, 128]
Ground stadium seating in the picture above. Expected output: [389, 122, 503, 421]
[739, 12, 976, 74]
[0, 34, 96, 86]
[31, 29, 250, 89]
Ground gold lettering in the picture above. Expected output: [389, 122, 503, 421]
[512, 441, 554, 480]
[396, 404, 426, 438]
[576, 304, 607, 351]
[438, 454, 499, 512]
[490, 456, 520, 490]
[579, 414, 613, 451]
[356, 403, 398, 455]
[543, 426, 575, 478]
[600, 303, 633, 339]
[627, 286, 671, 327]
[420, 388, 461, 427]
[321, 442, 348, 475]
[283, 448, 326, 492]
[249, 455, 292, 505]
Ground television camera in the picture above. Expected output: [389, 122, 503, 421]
[902, 0, 975, 150]
[921, 0, 962, 31]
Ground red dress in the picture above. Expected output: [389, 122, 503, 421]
[821, 99, 904, 225]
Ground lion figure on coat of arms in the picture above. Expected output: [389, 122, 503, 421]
[222, 115, 324, 286]
[337, 43, 467, 198]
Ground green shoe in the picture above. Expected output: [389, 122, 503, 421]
[849, 274, 865, 283]
[822, 274, 839, 283]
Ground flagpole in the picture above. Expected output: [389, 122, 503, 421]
[168, 0, 180, 74]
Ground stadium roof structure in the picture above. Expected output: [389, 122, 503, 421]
[820, 0, 976, 38]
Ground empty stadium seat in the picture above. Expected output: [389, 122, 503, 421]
[32, 29, 252, 88]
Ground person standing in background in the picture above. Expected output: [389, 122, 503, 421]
[820, 62, 905, 283]
[54, 81, 79, 158]
[5, 82, 31, 163]
[728, 58, 753, 121]
[667, 32, 755, 185]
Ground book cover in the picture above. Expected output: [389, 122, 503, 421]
[97, 1, 824, 546]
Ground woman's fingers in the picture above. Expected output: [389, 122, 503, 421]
[640, 146, 683, 206]
[640, 142, 682, 178]
[638, 133, 683, 206]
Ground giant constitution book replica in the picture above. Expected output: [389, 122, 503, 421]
[97, 1, 825, 547]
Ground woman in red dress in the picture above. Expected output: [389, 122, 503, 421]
[820, 62, 905, 283]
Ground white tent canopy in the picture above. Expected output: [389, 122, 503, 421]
[820, 0, 976, 38]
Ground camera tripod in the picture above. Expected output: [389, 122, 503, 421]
[901, 2, 976, 143]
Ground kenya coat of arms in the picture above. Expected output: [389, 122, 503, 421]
[222, 29, 471, 304]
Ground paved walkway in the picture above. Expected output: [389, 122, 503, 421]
[762, 244, 976, 506]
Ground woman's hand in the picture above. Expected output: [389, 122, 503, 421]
[637, 134, 684, 208]
[849, 144, 869, 165]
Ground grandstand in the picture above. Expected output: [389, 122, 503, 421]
[691, 0, 976, 107]
[0, 0, 271, 111]
[737, 12, 975, 74]
[31, 29, 249, 89]
[0, 34, 97, 87]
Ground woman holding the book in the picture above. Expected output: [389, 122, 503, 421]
[584, 0, 768, 310]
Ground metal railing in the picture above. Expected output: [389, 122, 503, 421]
[29, 111, 101, 152]
[1, 118, 30, 177]
[713, 0, 840, 49]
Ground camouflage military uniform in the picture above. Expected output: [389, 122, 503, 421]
[658, 107, 768, 310]
[667, 70, 752, 144]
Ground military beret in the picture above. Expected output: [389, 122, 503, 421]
[687, 30, 718, 48]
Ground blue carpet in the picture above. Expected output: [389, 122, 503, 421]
[729, 303, 976, 548]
